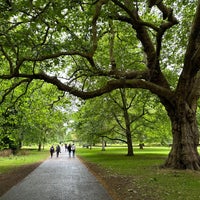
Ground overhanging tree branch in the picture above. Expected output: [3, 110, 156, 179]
[100, 135, 127, 144]
[0, 71, 174, 102]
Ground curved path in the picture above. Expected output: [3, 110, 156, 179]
[0, 151, 112, 200]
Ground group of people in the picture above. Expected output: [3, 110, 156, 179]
[65, 143, 76, 158]
[50, 143, 76, 158]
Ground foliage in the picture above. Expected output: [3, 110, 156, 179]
[0, 80, 70, 150]
[73, 89, 171, 146]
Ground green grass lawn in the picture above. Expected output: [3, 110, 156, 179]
[0, 149, 49, 174]
[77, 146, 200, 200]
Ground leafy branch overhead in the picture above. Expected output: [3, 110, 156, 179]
[0, 0, 185, 100]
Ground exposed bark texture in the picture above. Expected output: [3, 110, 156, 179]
[126, 130, 134, 156]
[164, 101, 200, 169]
[163, 2, 200, 169]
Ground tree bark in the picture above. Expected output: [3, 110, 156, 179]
[38, 142, 42, 151]
[120, 89, 134, 156]
[126, 131, 134, 156]
[164, 101, 200, 170]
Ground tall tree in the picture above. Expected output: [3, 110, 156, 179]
[106, 89, 147, 156]
[0, 1, 200, 169]
[74, 90, 170, 154]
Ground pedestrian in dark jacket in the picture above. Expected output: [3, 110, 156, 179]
[56, 145, 61, 157]
[67, 144, 71, 157]
[50, 145, 54, 158]
[65, 144, 68, 152]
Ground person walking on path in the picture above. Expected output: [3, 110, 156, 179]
[56, 144, 61, 158]
[67, 143, 71, 157]
[71, 144, 76, 158]
[50, 145, 54, 158]
[65, 143, 68, 152]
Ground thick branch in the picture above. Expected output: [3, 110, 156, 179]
[90, 0, 109, 55]
[100, 135, 127, 144]
[184, 0, 200, 76]
[176, 1, 200, 100]
[190, 5, 200, 75]
[111, 0, 156, 74]
[156, 3, 178, 58]
[22, 51, 89, 62]
[19, 72, 174, 100]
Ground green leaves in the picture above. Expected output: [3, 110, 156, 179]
[0, 79, 70, 148]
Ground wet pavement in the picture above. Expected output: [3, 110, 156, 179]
[0, 151, 112, 200]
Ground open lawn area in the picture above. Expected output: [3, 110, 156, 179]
[77, 146, 200, 200]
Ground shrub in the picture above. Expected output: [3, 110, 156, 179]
[0, 149, 12, 157]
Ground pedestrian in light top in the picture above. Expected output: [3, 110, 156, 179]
[71, 144, 76, 158]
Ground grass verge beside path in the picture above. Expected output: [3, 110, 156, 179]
[0, 149, 49, 174]
[78, 147, 200, 200]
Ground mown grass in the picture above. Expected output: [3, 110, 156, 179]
[77, 147, 200, 200]
[0, 149, 49, 174]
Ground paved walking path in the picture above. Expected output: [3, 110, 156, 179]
[0, 151, 112, 200]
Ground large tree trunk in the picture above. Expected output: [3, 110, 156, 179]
[164, 101, 200, 170]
